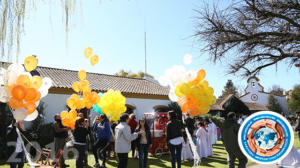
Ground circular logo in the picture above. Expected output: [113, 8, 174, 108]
[238, 111, 294, 164]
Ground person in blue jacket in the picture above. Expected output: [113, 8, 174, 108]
[93, 114, 111, 168]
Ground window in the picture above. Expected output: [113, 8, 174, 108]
[125, 104, 136, 114]
[153, 105, 169, 113]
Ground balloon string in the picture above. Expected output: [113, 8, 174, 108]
[182, 116, 201, 167]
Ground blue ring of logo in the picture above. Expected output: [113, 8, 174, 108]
[240, 114, 291, 163]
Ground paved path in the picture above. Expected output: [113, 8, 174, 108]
[247, 149, 300, 168]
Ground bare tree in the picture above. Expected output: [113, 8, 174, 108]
[194, 0, 300, 76]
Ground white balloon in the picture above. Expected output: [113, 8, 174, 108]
[168, 90, 179, 102]
[39, 86, 48, 98]
[7, 70, 19, 86]
[183, 54, 193, 65]
[185, 70, 197, 82]
[0, 87, 9, 103]
[17, 71, 32, 79]
[24, 110, 38, 121]
[13, 108, 27, 121]
[8, 63, 25, 73]
[42, 77, 53, 90]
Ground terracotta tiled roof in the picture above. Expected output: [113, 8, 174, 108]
[31, 66, 169, 96]
[244, 102, 269, 111]
[210, 94, 268, 111]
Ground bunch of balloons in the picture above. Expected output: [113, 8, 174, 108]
[62, 47, 101, 129]
[159, 66, 216, 116]
[60, 110, 79, 130]
[84, 47, 99, 66]
[0, 56, 52, 121]
[98, 89, 127, 121]
[92, 93, 104, 114]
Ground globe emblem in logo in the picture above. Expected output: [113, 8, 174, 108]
[238, 111, 294, 164]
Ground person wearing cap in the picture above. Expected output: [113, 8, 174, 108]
[221, 112, 247, 168]
[295, 111, 300, 141]
[166, 111, 184, 168]
[128, 114, 138, 158]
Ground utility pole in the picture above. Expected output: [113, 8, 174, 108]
[144, 31, 147, 75]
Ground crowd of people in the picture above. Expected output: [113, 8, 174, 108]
[6, 110, 300, 168]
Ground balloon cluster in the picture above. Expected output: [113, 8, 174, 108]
[98, 89, 127, 121]
[84, 47, 99, 66]
[60, 110, 79, 130]
[159, 66, 216, 116]
[0, 56, 52, 121]
[62, 47, 101, 129]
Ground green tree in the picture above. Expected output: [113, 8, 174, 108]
[194, 0, 300, 76]
[267, 94, 282, 113]
[287, 85, 300, 112]
[115, 69, 154, 79]
[219, 80, 239, 98]
[270, 85, 285, 96]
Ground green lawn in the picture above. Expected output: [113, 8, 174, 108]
[1, 134, 300, 168]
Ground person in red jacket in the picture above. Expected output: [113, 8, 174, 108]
[128, 114, 138, 158]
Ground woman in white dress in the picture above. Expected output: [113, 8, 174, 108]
[196, 122, 209, 158]
[181, 131, 193, 161]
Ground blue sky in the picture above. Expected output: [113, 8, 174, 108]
[6, 0, 300, 97]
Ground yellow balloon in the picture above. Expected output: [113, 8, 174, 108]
[72, 82, 81, 93]
[90, 54, 99, 66]
[31, 76, 42, 89]
[175, 85, 183, 97]
[60, 111, 69, 119]
[80, 80, 90, 92]
[76, 99, 86, 109]
[78, 70, 86, 81]
[24, 56, 38, 72]
[84, 47, 93, 58]
[69, 110, 77, 119]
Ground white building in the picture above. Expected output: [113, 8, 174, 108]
[33, 66, 171, 123]
[239, 76, 288, 114]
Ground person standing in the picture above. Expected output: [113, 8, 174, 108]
[128, 114, 138, 158]
[93, 115, 111, 168]
[166, 111, 183, 168]
[196, 122, 209, 159]
[204, 120, 213, 157]
[209, 118, 217, 145]
[221, 112, 247, 168]
[115, 113, 140, 168]
[6, 119, 25, 168]
[181, 131, 193, 161]
[184, 114, 195, 137]
[73, 118, 89, 168]
[54, 115, 70, 168]
[135, 118, 152, 168]
[295, 111, 300, 141]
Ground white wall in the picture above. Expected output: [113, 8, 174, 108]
[40, 93, 171, 123]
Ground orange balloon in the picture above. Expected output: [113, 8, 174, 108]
[90, 54, 99, 66]
[62, 118, 71, 127]
[9, 97, 24, 110]
[24, 56, 38, 72]
[9, 84, 17, 93]
[32, 91, 41, 102]
[78, 70, 86, 81]
[67, 98, 77, 110]
[25, 102, 36, 115]
[11, 85, 26, 100]
[16, 75, 31, 88]
[24, 88, 38, 102]
[85, 101, 93, 109]
[31, 76, 42, 89]
[84, 47, 93, 58]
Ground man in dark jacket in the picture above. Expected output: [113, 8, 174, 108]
[221, 112, 247, 168]
[184, 114, 194, 137]
[295, 111, 300, 141]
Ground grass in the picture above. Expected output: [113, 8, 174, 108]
[1, 134, 300, 168]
